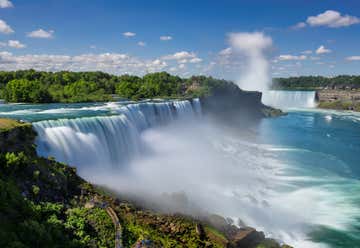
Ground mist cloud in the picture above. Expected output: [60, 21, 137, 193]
[228, 32, 272, 92]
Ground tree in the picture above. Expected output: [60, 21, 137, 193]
[4, 79, 51, 103]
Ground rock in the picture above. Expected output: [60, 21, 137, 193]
[229, 227, 265, 248]
[195, 223, 206, 240]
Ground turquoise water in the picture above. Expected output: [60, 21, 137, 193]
[258, 109, 360, 247]
[1, 101, 360, 247]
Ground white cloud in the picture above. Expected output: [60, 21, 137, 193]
[292, 22, 306, 29]
[189, 57, 202, 63]
[0, 0, 13, 8]
[123, 32, 136, 37]
[346, 56, 360, 61]
[228, 32, 272, 53]
[278, 55, 307, 61]
[307, 10, 360, 28]
[218, 47, 232, 56]
[163, 51, 195, 60]
[0, 19, 14, 34]
[27, 29, 54, 38]
[162, 51, 202, 64]
[137, 41, 146, 47]
[316, 45, 331, 54]
[301, 50, 312, 54]
[160, 36, 172, 41]
[7, 40, 26, 48]
[0, 52, 170, 75]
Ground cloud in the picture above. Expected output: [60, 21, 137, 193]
[4, 40, 26, 49]
[189, 57, 202, 63]
[123, 32, 136, 37]
[229, 32, 272, 53]
[292, 22, 306, 29]
[316, 45, 331, 54]
[0, 52, 171, 75]
[0, 0, 13, 8]
[162, 51, 202, 64]
[137, 41, 146, 47]
[301, 50, 312, 54]
[0, 19, 14, 34]
[346, 56, 360, 61]
[160, 36, 172, 41]
[27, 29, 54, 38]
[307, 10, 360, 28]
[278, 55, 307, 61]
[218, 47, 232, 56]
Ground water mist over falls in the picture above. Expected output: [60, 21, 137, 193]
[34, 99, 201, 169]
[16, 97, 359, 248]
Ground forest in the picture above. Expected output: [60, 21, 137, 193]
[0, 70, 234, 103]
[272, 75, 360, 90]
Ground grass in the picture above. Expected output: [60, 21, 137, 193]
[0, 118, 28, 132]
[318, 101, 360, 111]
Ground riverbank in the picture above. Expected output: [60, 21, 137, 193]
[0, 118, 290, 248]
[317, 89, 360, 111]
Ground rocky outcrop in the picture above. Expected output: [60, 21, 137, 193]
[0, 119, 35, 154]
[200, 87, 283, 126]
[317, 89, 360, 111]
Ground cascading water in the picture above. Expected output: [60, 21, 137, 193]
[1, 97, 360, 247]
[33, 99, 201, 169]
[262, 90, 317, 109]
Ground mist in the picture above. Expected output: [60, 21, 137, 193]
[77, 117, 336, 248]
[228, 32, 272, 92]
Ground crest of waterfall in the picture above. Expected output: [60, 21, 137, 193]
[33, 99, 201, 169]
[262, 90, 317, 109]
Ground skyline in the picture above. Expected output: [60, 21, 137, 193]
[1, 0, 360, 80]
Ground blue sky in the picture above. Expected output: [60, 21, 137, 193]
[0, 0, 360, 79]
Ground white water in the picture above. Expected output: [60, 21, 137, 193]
[29, 98, 360, 248]
[262, 90, 317, 109]
[34, 99, 201, 168]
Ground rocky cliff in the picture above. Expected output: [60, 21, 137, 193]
[200, 87, 283, 126]
[317, 89, 360, 111]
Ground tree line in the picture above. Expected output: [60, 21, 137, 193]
[0, 70, 236, 103]
[273, 75, 360, 90]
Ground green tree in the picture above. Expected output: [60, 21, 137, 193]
[4, 79, 51, 103]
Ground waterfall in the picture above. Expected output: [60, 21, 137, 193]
[33, 99, 201, 169]
[261, 90, 317, 109]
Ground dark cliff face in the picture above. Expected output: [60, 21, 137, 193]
[200, 86, 281, 126]
[0, 122, 36, 154]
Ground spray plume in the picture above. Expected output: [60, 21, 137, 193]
[228, 32, 272, 92]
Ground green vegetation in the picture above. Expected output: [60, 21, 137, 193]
[0, 69, 243, 103]
[318, 101, 360, 111]
[0, 118, 29, 132]
[272, 75, 360, 90]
